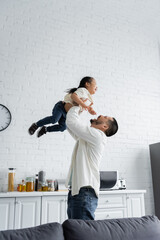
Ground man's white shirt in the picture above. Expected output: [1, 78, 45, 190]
[65, 106, 107, 197]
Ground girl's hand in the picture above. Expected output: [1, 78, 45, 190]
[88, 106, 97, 115]
[80, 99, 96, 114]
[81, 98, 88, 103]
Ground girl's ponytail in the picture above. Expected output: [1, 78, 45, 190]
[66, 87, 78, 94]
[66, 76, 93, 94]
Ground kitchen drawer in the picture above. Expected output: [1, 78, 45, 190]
[95, 208, 127, 220]
[98, 195, 126, 208]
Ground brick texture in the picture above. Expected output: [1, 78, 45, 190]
[0, 0, 160, 215]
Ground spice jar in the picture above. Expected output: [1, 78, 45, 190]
[26, 177, 34, 192]
[21, 179, 26, 192]
[17, 184, 22, 192]
[8, 168, 16, 192]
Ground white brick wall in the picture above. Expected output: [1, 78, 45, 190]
[0, 0, 160, 215]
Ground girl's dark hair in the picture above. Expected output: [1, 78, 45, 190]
[66, 76, 94, 94]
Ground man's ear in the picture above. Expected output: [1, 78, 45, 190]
[103, 124, 109, 131]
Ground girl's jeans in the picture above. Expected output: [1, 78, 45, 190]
[36, 101, 67, 132]
[67, 187, 98, 220]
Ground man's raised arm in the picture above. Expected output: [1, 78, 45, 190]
[66, 106, 102, 145]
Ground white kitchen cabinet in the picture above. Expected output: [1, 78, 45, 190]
[0, 198, 15, 230]
[0, 190, 146, 230]
[126, 193, 145, 217]
[14, 197, 41, 229]
[41, 195, 67, 224]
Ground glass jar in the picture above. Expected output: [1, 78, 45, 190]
[8, 168, 16, 192]
[17, 184, 22, 192]
[26, 177, 34, 192]
[42, 182, 48, 191]
[47, 179, 54, 191]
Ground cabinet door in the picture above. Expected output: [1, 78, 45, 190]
[0, 198, 15, 230]
[41, 196, 67, 224]
[95, 208, 127, 220]
[14, 197, 41, 229]
[126, 194, 145, 217]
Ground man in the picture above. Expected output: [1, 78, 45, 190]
[65, 106, 118, 220]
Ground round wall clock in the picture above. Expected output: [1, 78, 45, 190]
[0, 104, 12, 131]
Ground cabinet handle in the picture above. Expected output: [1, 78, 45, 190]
[106, 214, 110, 218]
[15, 201, 21, 204]
[106, 200, 109, 203]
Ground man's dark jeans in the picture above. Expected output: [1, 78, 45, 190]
[36, 101, 67, 132]
[67, 187, 98, 220]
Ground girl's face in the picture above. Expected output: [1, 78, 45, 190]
[86, 79, 97, 95]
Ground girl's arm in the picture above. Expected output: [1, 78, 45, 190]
[71, 93, 97, 115]
[71, 93, 89, 110]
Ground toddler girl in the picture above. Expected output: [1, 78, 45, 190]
[28, 76, 97, 137]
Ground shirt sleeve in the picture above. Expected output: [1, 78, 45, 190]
[67, 127, 78, 141]
[66, 106, 104, 145]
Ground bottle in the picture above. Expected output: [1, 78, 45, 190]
[21, 179, 26, 192]
[38, 171, 46, 191]
[8, 168, 16, 192]
[35, 174, 38, 191]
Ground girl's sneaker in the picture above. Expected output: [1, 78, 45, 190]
[37, 126, 47, 138]
[28, 123, 38, 135]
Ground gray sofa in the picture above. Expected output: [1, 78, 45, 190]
[0, 215, 160, 240]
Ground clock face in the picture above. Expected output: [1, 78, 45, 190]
[0, 104, 12, 131]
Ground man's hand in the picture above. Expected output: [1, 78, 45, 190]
[80, 98, 89, 111]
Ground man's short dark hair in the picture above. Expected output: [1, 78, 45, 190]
[105, 118, 118, 137]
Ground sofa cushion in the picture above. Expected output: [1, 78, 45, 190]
[63, 215, 160, 240]
[0, 222, 64, 240]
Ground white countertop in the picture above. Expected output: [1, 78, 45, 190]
[0, 189, 146, 198]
